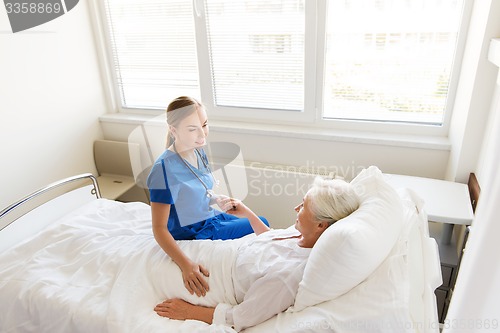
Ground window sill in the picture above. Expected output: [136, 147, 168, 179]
[99, 113, 451, 151]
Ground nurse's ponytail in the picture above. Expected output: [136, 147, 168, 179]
[165, 96, 204, 148]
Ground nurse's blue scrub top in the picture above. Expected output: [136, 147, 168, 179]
[147, 148, 218, 239]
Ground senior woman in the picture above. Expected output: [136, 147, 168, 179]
[154, 177, 361, 331]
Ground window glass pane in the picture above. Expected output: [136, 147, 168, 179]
[323, 0, 464, 124]
[104, 0, 200, 109]
[205, 0, 305, 111]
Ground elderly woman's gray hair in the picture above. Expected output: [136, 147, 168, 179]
[307, 177, 360, 225]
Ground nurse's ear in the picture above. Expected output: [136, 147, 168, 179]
[169, 125, 178, 139]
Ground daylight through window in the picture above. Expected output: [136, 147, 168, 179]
[101, 0, 466, 126]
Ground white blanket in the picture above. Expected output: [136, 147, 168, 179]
[0, 192, 439, 333]
[0, 199, 247, 333]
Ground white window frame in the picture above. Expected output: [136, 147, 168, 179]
[193, 0, 317, 125]
[311, 0, 472, 137]
[89, 0, 473, 137]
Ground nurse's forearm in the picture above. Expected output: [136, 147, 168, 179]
[151, 202, 209, 297]
[153, 226, 210, 296]
[153, 226, 192, 267]
[151, 202, 192, 267]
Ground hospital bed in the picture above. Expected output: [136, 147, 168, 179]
[0, 167, 442, 332]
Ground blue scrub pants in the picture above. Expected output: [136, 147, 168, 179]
[197, 213, 269, 241]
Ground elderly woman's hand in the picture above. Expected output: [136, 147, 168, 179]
[154, 298, 216, 324]
[154, 298, 193, 320]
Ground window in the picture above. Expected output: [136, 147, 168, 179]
[98, 0, 467, 129]
[204, 0, 305, 111]
[103, 0, 200, 108]
[323, 0, 465, 124]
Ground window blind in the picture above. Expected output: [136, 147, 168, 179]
[204, 0, 305, 111]
[323, 0, 464, 124]
[104, 0, 200, 109]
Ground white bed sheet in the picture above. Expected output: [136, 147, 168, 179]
[0, 199, 242, 333]
[0, 193, 439, 333]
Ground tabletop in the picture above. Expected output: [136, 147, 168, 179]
[384, 173, 474, 225]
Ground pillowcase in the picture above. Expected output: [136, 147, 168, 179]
[292, 166, 404, 311]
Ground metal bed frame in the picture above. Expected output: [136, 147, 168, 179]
[0, 173, 101, 232]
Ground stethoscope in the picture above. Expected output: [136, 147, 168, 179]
[173, 144, 219, 198]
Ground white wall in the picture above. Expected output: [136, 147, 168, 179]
[100, 118, 450, 181]
[446, 0, 500, 183]
[0, 0, 108, 210]
[207, 130, 449, 180]
[442, 2, 500, 325]
[476, 85, 500, 194]
[443, 82, 500, 333]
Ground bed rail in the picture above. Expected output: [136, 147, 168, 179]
[0, 173, 101, 229]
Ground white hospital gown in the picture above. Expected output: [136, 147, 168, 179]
[213, 228, 311, 331]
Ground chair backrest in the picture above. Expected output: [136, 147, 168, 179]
[94, 140, 140, 177]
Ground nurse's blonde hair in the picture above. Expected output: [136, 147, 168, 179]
[308, 177, 360, 225]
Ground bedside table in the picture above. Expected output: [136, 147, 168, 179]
[94, 140, 140, 201]
[96, 174, 136, 200]
[384, 174, 474, 323]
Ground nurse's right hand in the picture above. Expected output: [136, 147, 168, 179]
[181, 261, 210, 297]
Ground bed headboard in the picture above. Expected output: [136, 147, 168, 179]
[468, 173, 480, 213]
[0, 173, 101, 252]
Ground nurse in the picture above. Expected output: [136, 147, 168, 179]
[147, 96, 268, 298]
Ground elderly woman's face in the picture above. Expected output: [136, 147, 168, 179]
[294, 193, 318, 235]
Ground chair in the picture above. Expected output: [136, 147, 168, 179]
[93, 140, 140, 200]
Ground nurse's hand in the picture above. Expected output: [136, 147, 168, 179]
[228, 199, 271, 235]
[214, 194, 237, 212]
[181, 261, 210, 297]
[225, 199, 252, 218]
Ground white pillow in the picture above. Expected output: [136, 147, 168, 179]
[292, 166, 404, 311]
